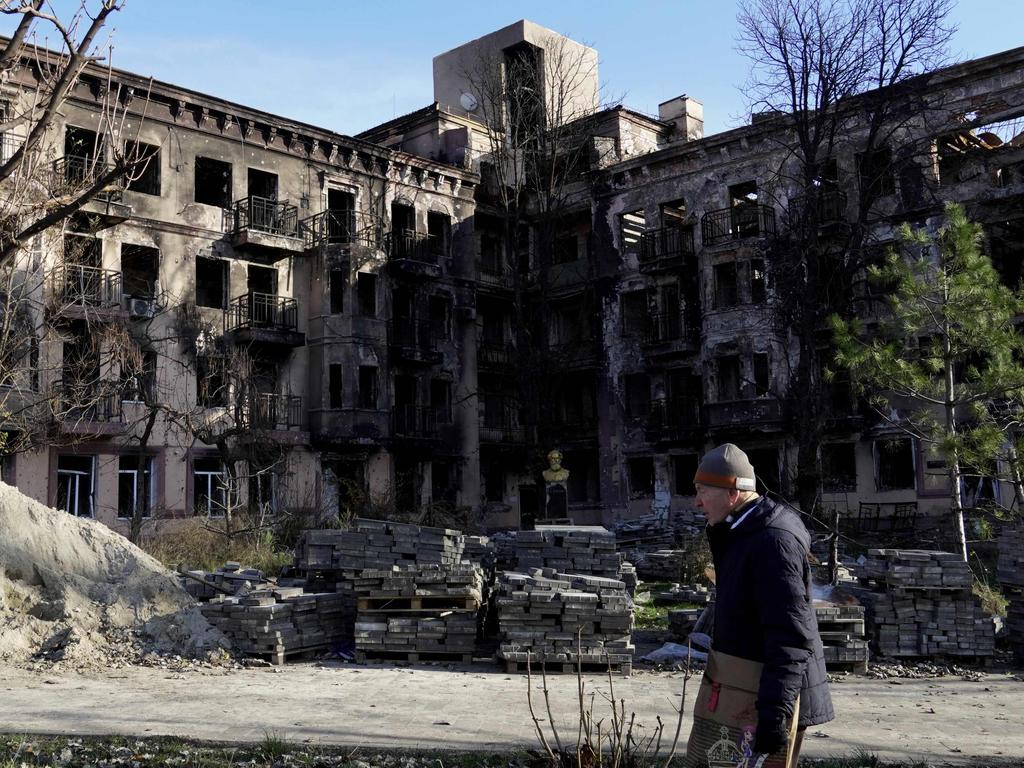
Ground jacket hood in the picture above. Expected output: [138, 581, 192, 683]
[731, 496, 811, 550]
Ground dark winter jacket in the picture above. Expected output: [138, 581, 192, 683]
[706, 495, 835, 728]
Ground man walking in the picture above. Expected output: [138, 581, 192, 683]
[684, 443, 833, 766]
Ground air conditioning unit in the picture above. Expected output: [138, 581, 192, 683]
[127, 296, 155, 318]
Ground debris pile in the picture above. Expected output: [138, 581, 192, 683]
[353, 563, 483, 662]
[997, 525, 1024, 662]
[180, 562, 277, 600]
[496, 568, 634, 674]
[199, 587, 347, 664]
[0, 480, 227, 670]
[859, 549, 994, 659]
[815, 603, 869, 672]
[636, 549, 687, 581]
[515, 525, 621, 578]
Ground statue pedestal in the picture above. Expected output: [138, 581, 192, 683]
[544, 481, 568, 520]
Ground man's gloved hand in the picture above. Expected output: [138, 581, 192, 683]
[753, 716, 788, 755]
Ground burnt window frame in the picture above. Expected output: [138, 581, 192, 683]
[194, 156, 233, 208]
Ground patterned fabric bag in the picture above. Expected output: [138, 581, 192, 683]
[682, 649, 800, 768]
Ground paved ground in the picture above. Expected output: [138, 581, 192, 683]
[2, 663, 1022, 765]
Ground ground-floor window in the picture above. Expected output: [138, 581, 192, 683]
[56, 454, 94, 517]
[193, 456, 228, 516]
[118, 455, 153, 518]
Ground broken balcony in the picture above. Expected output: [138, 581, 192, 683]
[51, 381, 123, 437]
[302, 210, 387, 252]
[638, 225, 695, 272]
[224, 292, 305, 348]
[235, 393, 308, 444]
[704, 398, 787, 430]
[644, 397, 703, 443]
[389, 319, 443, 364]
[387, 230, 441, 278]
[49, 264, 125, 321]
[229, 196, 304, 257]
[391, 404, 440, 440]
[701, 204, 777, 246]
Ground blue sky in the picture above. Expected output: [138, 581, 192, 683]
[4, 1, 1023, 137]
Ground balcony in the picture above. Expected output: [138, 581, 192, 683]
[52, 155, 125, 194]
[302, 210, 387, 252]
[389, 320, 443, 364]
[705, 398, 787, 430]
[638, 225, 695, 273]
[225, 292, 304, 348]
[644, 397, 703, 443]
[228, 196, 304, 257]
[476, 261, 515, 292]
[311, 408, 390, 445]
[235, 393, 308, 444]
[642, 311, 699, 353]
[49, 264, 125, 321]
[392, 404, 440, 440]
[480, 402, 527, 444]
[388, 229, 442, 278]
[478, 341, 515, 370]
[51, 381, 123, 436]
[701, 204, 776, 246]
[788, 188, 849, 229]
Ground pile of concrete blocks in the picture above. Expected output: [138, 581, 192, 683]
[997, 525, 1024, 662]
[515, 525, 621, 578]
[619, 561, 638, 596]
[668, 607, 705, 641]
[496, 568, 634, 674]
[352, 563, 483, 662]
[180, 562, 274, 600]
[636, 549, 686, 581]
[814, 603, 869, 672]
[859, 549, 994, 659]
[463, 535, 494, 565]
[653, 584, 713, 605]
[199, 587, 347, 664]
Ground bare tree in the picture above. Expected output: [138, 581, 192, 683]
[735, 0, 957, 564]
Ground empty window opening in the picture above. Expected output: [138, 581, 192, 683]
[672, 454, 699, 495]
[750, 258, 767, 303]
[197, 355, 228, 407]
[661, 198, 688, 225]
[619, 209, 646, 255]
[714, 262, 738, 308]
[194, 156, 232, 207]
[329, 269, 346, 314]
[356, 273, 377, 317]
[624, 373, 650, 417]
[431, 379, 452, 423]
[729, 180, 759, 206]
[553, 232, 578, 264]
[247, 264, 277, 296]
[125, 140, 161, 196]
[193, 456, 228, 516]
[56, 454, 95, 517]
[717, 354, 741, 401]
[428, 295, 451, 340]
[64, 125, 100, 162]
[358, 365, 378, 409]
[858, 146, 896, 198]
[391, 202, 416, 236]
[328, 364, 343, 409]
[874, 438, 915, 491]
[327, 188, 357, 243]
[118, 455, 153, 519]
[195, 256, 227, 309]
[822, 443, 856, 492]
[247, 167, 278, 201]
[427, 211, 450, 258]
[620, 290, 648, 337]
[752, 352, 770, 398]
[628, 457, 655, 498]
[121, 244, 159, 299]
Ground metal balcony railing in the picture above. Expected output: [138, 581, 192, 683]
[302, 209, 386, 250]
[231, 196, 300, 238]
[638, 225, 695, 265]
[643, 311, 688, 345]
[392, 404, 438, 437]
[389, 228, 436, 264]
[789, 188, 848, 225]
[0, 133, 23, 163]
[51, 380, 122, 423]
[226, 292, 298, 332]
[646, 397, 702, 432]
[51, 264, 123, 308]
[480, 401, 526, 442]
[390, 319, 441, 350]
[237, 393, 304, 431]
[701, 204, 777, 245]
[52, 154, 123, 190]
[478, 341, 514, 367]
[477, 261, 514, 288]
[704, 398, 785, 427]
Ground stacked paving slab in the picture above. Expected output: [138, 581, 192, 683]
[515, 525, 621, 578]
[199, 587, 347, 664]
[353, 563, 483, 662]
[996, 525, 1024, 662]
[814, 603, 869, 672]
[859, 549, 994, 659]
[496, 568, 634, 674]
[180, 562, 273, 600]
[637, 550, 687, 581]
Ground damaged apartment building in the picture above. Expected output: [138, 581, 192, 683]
[1, 20, 1023, 533]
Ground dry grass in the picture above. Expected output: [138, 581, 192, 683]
[140, 518, 293, 576]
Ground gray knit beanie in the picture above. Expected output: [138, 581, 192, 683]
[694, 443, 757, 491]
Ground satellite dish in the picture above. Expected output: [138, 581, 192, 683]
[460, 92, 478, 112]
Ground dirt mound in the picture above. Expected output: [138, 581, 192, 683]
[0, 481, 229, 669]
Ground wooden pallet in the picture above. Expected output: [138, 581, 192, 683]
[825, 659, 869, 674]
[246, 642, 333, 666]
[357, 595, 481, 611]
[502, 658, 632, 677]
[354, 649, 474, 664]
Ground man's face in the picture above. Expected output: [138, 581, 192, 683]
[694, 483, 739, 525]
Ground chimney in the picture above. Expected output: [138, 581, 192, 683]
[658, 96, 703, 143]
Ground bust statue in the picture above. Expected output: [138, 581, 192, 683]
[542, 449, 570, 483]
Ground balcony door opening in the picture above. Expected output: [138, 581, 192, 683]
[247, 168, 278, 201]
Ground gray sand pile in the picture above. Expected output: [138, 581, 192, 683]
[0, 481, 229, 669]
